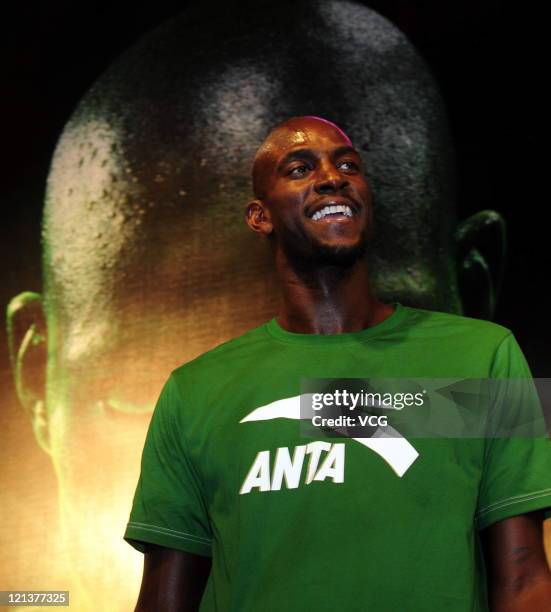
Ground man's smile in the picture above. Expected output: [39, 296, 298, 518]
[306, 196, 361, 223]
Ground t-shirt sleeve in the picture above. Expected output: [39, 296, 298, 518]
[123, 373, 213, 556]
[475, 332, 551, 531]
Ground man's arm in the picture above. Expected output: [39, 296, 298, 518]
[134, 544, 212, 612]
[481, 510, 551, 611]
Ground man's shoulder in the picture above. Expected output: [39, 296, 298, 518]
[170, 320, 271, 380]
[403, 304, 513, 345]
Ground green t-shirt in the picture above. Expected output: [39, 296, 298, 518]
[124, 302, 551, 611]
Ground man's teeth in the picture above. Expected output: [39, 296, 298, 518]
[311, 204, 353, 221]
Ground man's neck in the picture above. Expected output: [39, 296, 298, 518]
[274, 252, 393, 335]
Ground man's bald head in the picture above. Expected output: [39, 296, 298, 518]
[252, 116, 353, 200]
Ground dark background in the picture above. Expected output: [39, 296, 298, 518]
[1, 0, 547, 375]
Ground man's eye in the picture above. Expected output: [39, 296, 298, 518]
[339, 160, 358, 171]
[289, 165, 309, 176]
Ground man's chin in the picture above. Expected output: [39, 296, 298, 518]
[287, 237, 367, 269]
[276, 225, 368, 270]
[310, 241, 367, 267]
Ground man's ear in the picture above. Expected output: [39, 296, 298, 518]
[6, 291, 50, 454]
[244, 199, 274, 236]
[455, 210, 506, 321]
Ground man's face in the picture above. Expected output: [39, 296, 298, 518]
[255, 119, 373, 266]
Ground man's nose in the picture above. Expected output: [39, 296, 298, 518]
[314, 162, 348, 194]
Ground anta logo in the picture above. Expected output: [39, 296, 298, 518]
[239, 394, 419, 479]
[240, 442, 344, 495]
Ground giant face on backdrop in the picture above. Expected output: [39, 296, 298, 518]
[6, 1, 510, 610]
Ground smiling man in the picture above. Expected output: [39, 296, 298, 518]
[250, 116, 374, 272]
[124, 116, 551, 611]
